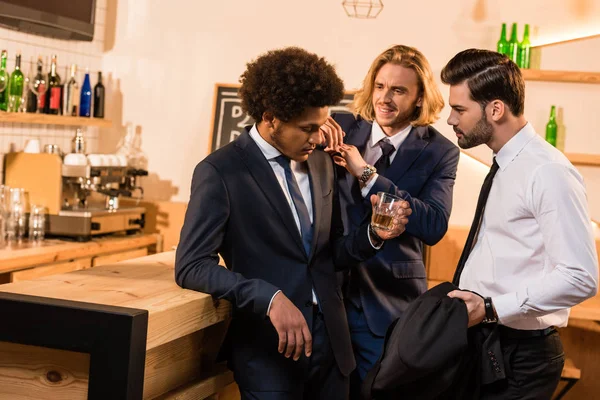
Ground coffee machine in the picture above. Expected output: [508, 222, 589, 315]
[4, 152, 147, 241]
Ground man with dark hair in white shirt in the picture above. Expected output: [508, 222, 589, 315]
[440, 48, 598, 399]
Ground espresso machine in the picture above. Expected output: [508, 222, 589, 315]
[4, 152, 147, 241]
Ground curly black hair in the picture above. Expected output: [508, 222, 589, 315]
[239, 47, 344, 122]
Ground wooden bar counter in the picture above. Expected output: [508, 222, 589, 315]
[0, 251, 234, 400]
[0, 233, 163, 283]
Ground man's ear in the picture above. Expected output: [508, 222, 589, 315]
[416, 96, 423, 108]
[262, 112, 275, 128]
[489, 100, 505, 122]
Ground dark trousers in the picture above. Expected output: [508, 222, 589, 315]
[480, 328, 564, 400]
[239, 308, 348, 400]
[346, 300, 384, 400]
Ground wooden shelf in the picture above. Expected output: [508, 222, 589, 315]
[463, 150, 600, 168]
[564, 153, 600, 167]
[0, 112, 112, 128]
[521, 69, 600, 84]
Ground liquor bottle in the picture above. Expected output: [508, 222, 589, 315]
[93, 71, 105, 118]
[27, 57, 45, 113]
[508, 23, 519, 63]
[44, 55, 61, 115]
[63, 64, 79, 116]
[497, 23, 509, 56]
[545, 105, 557, 147]
[518, 24, 531, 69]
[79, 70, 92, 117]
[7, 51, 24, 112]
[0, 50, 8, 111]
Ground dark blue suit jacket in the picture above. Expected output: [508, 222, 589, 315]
[175, 129, 377, 391]
[334, 114, 459, 336]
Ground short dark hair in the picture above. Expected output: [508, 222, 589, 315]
[440, 49, 525, 116]
[239, 47, 344, 122]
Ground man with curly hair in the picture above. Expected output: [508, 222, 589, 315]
[175, 47, 410, 399]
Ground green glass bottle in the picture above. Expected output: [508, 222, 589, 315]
[0, 50, 8, 111]
[8, 51, 24, 112]
[497, 23, 509, 55]
[545, 105, 557, 147]
[518, 24, 531, 69]
[508, 23, 520, 63]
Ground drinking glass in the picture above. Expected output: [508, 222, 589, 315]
[371, 192, 402, 231]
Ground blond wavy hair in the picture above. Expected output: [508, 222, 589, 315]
[351, 45, 444, 126]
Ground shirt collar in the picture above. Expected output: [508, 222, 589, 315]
[249, 124, 282, 160]
[494, 122, 537, 171]
[369, 121, 412, 150]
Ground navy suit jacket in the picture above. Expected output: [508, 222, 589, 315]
[175, 128, 377, 391]
[333, 113, 460, 336]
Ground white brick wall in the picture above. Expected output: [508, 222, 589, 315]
[0, 0, 107, 179]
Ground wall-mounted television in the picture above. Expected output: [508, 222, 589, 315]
[0, 0, 96, 41]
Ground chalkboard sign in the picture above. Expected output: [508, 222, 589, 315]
[209, 83, 355, 153]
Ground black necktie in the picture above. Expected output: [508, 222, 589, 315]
[274, 155, 313, 256]
[373, 138, 395, 176]
[453, 158, 500, 285]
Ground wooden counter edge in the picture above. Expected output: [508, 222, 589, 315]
[0, 233, 161, 274]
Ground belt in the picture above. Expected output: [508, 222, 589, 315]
[498, 325, 555, 339]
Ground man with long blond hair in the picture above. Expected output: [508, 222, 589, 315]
[320, 44, 460, 395]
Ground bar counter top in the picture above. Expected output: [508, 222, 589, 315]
[0, 233, 162, 274]
[0, 251, 233, 399]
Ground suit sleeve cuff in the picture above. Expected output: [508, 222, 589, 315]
[266, 290, 282, 317]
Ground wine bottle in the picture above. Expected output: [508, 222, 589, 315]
[7, 51, 24, 112]
[518, 24, 531, 69]
[0, 50, 8, 111]
[545, 105, 557, 147]
[27, 56, 44, 113]
[497, 23, 509, 56]
[93, 71, 105, 118]
[79, 70, 92, 117]
[508, 23, 519, 63]
[63, 64, 80, 116]
[44, 55, 61, 115]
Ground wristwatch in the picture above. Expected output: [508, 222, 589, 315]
[482, 297, 498, 324]
[358, 164, 377, 185]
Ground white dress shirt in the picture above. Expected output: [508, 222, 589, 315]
[361, 122, 412, 197]
[249, 125, 318, 309]
[459, 122, 598, 330]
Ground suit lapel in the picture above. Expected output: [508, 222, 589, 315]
[384, 125, 430, 182]
[234, 131, 306, 257]
[306, 154, 322, 261]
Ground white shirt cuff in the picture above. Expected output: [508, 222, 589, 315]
[266, 290, 282, 317]
[368, 224, 384, 249]
[361, 173, 379, 198]
[492, 292, 524, 324]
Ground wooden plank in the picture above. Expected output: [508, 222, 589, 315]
[143, 322, 229, 399]
[155, 365, 235, 400]
[0, 341, 90, 400]
[556, 326, 599, 397]
[0, 233, 160, 274]
[0, 112, 112, 127]
[426, 226, 468, 282]
[92, 247, 148, 267]
[561, 358, 581, 380]
[564, 153, 600, 167]
[0, 252, 231, 351]
[532, 33, 600, 48]
[10, 257, 92, 282]
[521, 69, 600, 84]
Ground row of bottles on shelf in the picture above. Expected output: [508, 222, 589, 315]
[497, 23, 531, 69]
[0, 50, 105, 118]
